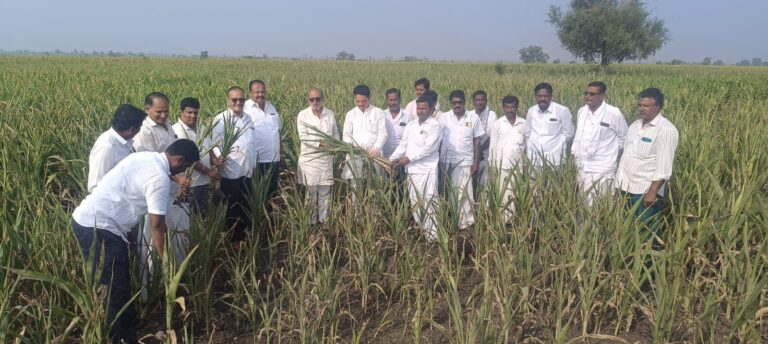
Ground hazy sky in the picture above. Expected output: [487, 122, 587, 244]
[1, 0, 766, 63]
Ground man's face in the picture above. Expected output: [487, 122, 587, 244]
[473, 95, 487, 112]
[180, 107, 199, 127]
[535, 89, 552, 111]
[450, 97, 465, 115]
[355, 94, 370, 111]
[249, 82, 267, 107]
[637, 97, 661, 121]
[584, 86, 605, 109]
[228, 89, 246, 113]
[386, 93, 401, 111]
[308, 90, 323, 112]
[169, 156, 194, 175]
[415, 84, 427, 97]
[503, 103, 518, 117]
[416, 101, 433, 121]
[145, 98, 170, 125]
[126, 126, 141, 139]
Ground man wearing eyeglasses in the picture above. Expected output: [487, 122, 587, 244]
[572, 81, 628, 205]
[297, 87, 339, 224]
[341, 84, 388, 197]
[211, 86, 255, 244]
[244, 80, 284, 206]
[523, 83, 575, 173]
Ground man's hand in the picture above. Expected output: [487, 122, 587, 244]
[213, 156, 225, 167]
[369, 148, 380, 158]
[643, 191, 658, 208]
[205, 169, 221, 181]
[470, 162, 480, 176]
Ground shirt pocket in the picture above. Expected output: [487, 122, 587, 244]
[598, 124, 613, 140]
[635, 136, 655, 157]
[545, 117, 560, 135]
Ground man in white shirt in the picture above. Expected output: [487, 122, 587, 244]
[87, 104, 145, 192]
[297, 87, 340, 224]
[404, 77, 441, 116]
[342, 84, 388, 194]
[244, 79, 284, 204]
[390, 96, 443, 242]
[425, 90, 443, 118]
[439, 90, 484, 230]
[172, 97, 220, 214]
[616, 88, 679, 249]
[383, 88, 414, 158]
[523, 83, 575, 172]
[489, 96, 526, 223]
[71, 139, 199, 344]
[211, 86, 255, 243]
[573, 81, 629, 206]
[468, 90, 498, 195]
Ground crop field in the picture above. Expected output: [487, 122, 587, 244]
[1, 56, 767, 343]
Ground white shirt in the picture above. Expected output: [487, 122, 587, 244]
[524, 101, 575, 167]
[489, 115, 526, 170]
[73, 152, 171, 243]
[572, 102, 628, 174]
[297, 107, 339, 186]
[244, 99, 282, 163]
[383, 107, 414, 158]
[87, 128, 133, 192]
[211, 110, 255, 179]
[132, 117, 177, 153]
[342, 105, 388, 152]
[439, 110, 485, 166]
[468, 107, 497, 160]
[390, 117, 443, 174]
[405, 99, 441, 118]
[172, 120, 212, 187]
[615, 114, 679, 196]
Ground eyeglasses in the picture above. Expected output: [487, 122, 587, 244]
[309, 97, 323, 103]
[230, 98, 246, 103]
[451, 100, 464, 105]
[583, 92, 603, 97]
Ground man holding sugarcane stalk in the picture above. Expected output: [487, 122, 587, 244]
[342, 84, 388, 200]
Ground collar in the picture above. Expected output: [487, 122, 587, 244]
[503, 115, 522, 126]
[144, 117, 169, 129]
[176, 119, 197, 132]
[587, 101, 606, 115]
[644, 112, 664, 127]
[108, 127, 130, 145]
[537, 104, 553, 114]
[158, 152, 172, 176]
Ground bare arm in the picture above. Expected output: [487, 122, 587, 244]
[149, 213, 167, 258]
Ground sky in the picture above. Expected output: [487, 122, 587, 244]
[1, 0, 766, 63]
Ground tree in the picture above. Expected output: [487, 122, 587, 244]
[737, 59, 751, 66]
[518, 45, 549, 64]
[336, 51, 356, 61]
[701, 57, 712, 65]
[548, 0, 669, 74]
[752, 57, 763, 66]
[714, 60, 725, 66]
[200, 51, 208, 59]
[670, 59, 684, 65]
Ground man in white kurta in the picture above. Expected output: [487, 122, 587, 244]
[297, 88, 340, 224]
[87, 104, 145, 192]
[523, 83, 575, 172]
[467, 90, 498, 193]
[404, 77, 441, 118]
[489, 96, 526, 223]
[342, 85, 388, 192]
[572, 82, 628, 205]
[390, 96, 443, 242]
[244, 79, 284, 202]
[383, 88, 414, 158]
[439, 90, 484, 230]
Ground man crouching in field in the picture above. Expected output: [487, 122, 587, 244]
[71, 139, 199, 343]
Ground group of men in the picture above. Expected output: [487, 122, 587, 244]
[70, 77, 678, 343]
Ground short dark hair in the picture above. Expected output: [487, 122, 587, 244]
[587, 81, 607, 94]
[415, 95, 435, 108]
[353, 84, 371, 98]
[112, 104, 146, 131]
[227, 86, 244, 95]
[501, 95, 520, 107]
[385, 88, 401, 98]
[534, 83, 553, 95]
[248, 79, 266, 91]
[449, 90, 465, 102]
[639, 88, 665, 108]
[424, 90, 438, 104]
[415, 78, 430, 89]
[165, 139, 200, 162]
[144, 92, 169, 108]
[179, 97, 200, 111]
[472, 90, 487, 99]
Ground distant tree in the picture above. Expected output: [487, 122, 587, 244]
[763, 62, 768, 67]
[714, 60, 725, 66]
[200, 51, 208, 59]
[569, 60, 576, 64]
[670, 59, 684, 65]
[336, 51, 356, 61]
[737, 59, 751, 66]
[548, 0, 669, 74]
[701, 57, 712, 65]
[519, 45, 549, 64]
[494, 62, 506, 75]
[553, 58, 561, 64]
[752, 57, 763, 66]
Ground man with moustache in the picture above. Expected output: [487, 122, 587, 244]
[467, 90, 498, 194]
[342, 84, 388, 195]
[523, 83, 575, 173]
[489, 95, 526, 223]
[405, 77, 441, 117]
[244, 79, 284, 204]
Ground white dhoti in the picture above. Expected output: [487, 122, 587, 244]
[578, 170, 615, 206]
[408, 172, 438, 242]
[442, 163, 475, 230]
[306, 185, 332, 224]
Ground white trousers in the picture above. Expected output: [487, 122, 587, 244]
[442, 164, 475, 230]
[408, 172, 438, 242]
[578, 170, 615, 206]
[497, 168, 517, 224]
[306, 185, 332, 224]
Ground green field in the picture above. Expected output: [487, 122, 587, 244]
[1, 56, 767, 343]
